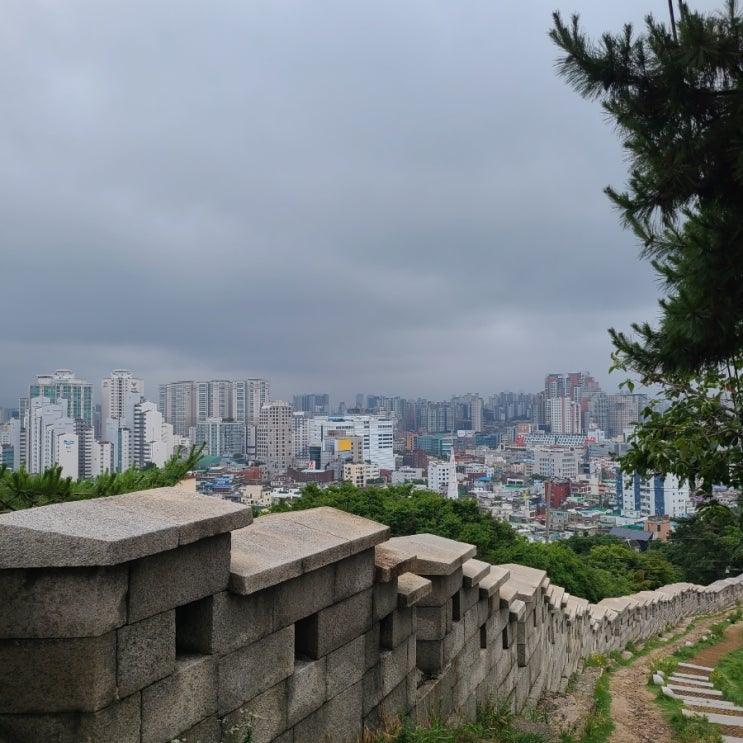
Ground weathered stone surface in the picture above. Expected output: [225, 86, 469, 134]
[478, 566, 511, 598]
[375, 544, 415, 583]
[222, 681, 288, 743]
[417, 604, 450, 642]
[379, 640, 409, 697]
[288, 658, 326, 727]
[141, 654, 217, 743]
[365, 624, 381, 671]
[296, 589, 372, 659]
[117, 610, 175, 697]
[218, 626, 294, 715]
[0, 500, 177, 569]
[273, 564, 335, 629]
[177, 589, 274, 655]
[293, 680, 363, 743]
[397, 573, 432, 608]
[0, 565, 127, 639]
[462, 559, 490, 588]
[415, 569, 464, 608]
[0, 490, 249, 569]
[327, 635, 365, 698]
[380, 607, 415, 649]
[105, 488, 251, 544]
[0, 693, 140, 743]
[173, 715, 221, 743]
[386, 534, 476, 576]
[128, 533, 231, 622]
[229, 508, 388, 596]
[335, 549, 375, 601]
[0, 634, 116, 713]
[374, 580, 399, 621]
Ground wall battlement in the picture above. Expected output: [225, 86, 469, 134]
[1, 488, 741, 743]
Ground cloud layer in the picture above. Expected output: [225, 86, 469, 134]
[1, 0, 717, 406]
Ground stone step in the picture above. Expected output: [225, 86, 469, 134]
[722, 736, 743, 743]
[678, 662, 714, 672]
[679, 696, 743, 712]
[668, 683, 722, 697]
[682, 708, 743, 727]
[669, 673, 714, 686]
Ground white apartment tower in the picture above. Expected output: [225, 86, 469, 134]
[257, 400, 293, 473]
[101, 370, 144, 425]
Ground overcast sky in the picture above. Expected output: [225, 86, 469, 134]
[0, 1, 723, 408]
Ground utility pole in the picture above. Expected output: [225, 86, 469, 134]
[545, 478, 551, 544]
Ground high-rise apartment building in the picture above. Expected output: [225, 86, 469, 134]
[23, 370, 94, 428]
[101, 370, 144, 425]
[257, 401, 293, 473]
[133, 401, 173, 468]
[159, 381, 198, 438]
[194, 418, 247, 457]
[546, 396, 582, 435]
[606, 394, 647, 439]
[26, 397, 81, 478]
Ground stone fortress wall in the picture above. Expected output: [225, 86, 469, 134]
[1, 488, 742, 743]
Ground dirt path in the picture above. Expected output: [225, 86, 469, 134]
[607, 613, 739, 743]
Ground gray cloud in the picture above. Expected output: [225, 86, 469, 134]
[0, 0, 719, 407]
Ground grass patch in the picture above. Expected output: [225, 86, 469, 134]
[362, 701, 551, 743]
[575, 670, 613, 743]
[653, 690, 723, 743]
[710, 627, 743, 706]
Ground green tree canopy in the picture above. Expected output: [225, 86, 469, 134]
[551, 1, 743, 378]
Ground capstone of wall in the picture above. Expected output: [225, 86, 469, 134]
[0, 488, 742, 743]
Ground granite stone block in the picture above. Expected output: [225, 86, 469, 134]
[296, 588, 372, 659]
[374, 544, 415, 583]
[327, 635, 365, 698]
[0, 693, 140, 743]
[128, 533, 231, 622]
[374, 580, 399, 621]
[222, 681, 288, 743]
[0, 633, 116, 713]
[273, 564, 335, 628]
[173, 715, 221, 743]
[397, 573, 432, 608]
[293, 680, 362, 743]
[0, 565, 127, 639]
[385, 534, 476, 576]
[334, 548, 375, 601]
[364, 624, 381, 671]
[288, 658, 326, 727]
[379, 640, 409, 697]
[105, 488, 252, 545]
[416, 569, 464, 607]
[380, 607, 414, 650]
[141, 654, 217, 743]
[176, 589, 274, 655]
[218, 626, 294, 715]
[117, 610, 175, 697]
[417, 604, 450, 642]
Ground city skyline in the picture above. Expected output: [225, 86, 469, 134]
[1, 1, 721, 405]
[0, 366, 644, 413]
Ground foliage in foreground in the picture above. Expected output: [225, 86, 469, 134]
[0, 445, 203, 512]
[363, 701, 549, 743]
[270, 482, 680, 603]
[552, 1, 743, 501]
